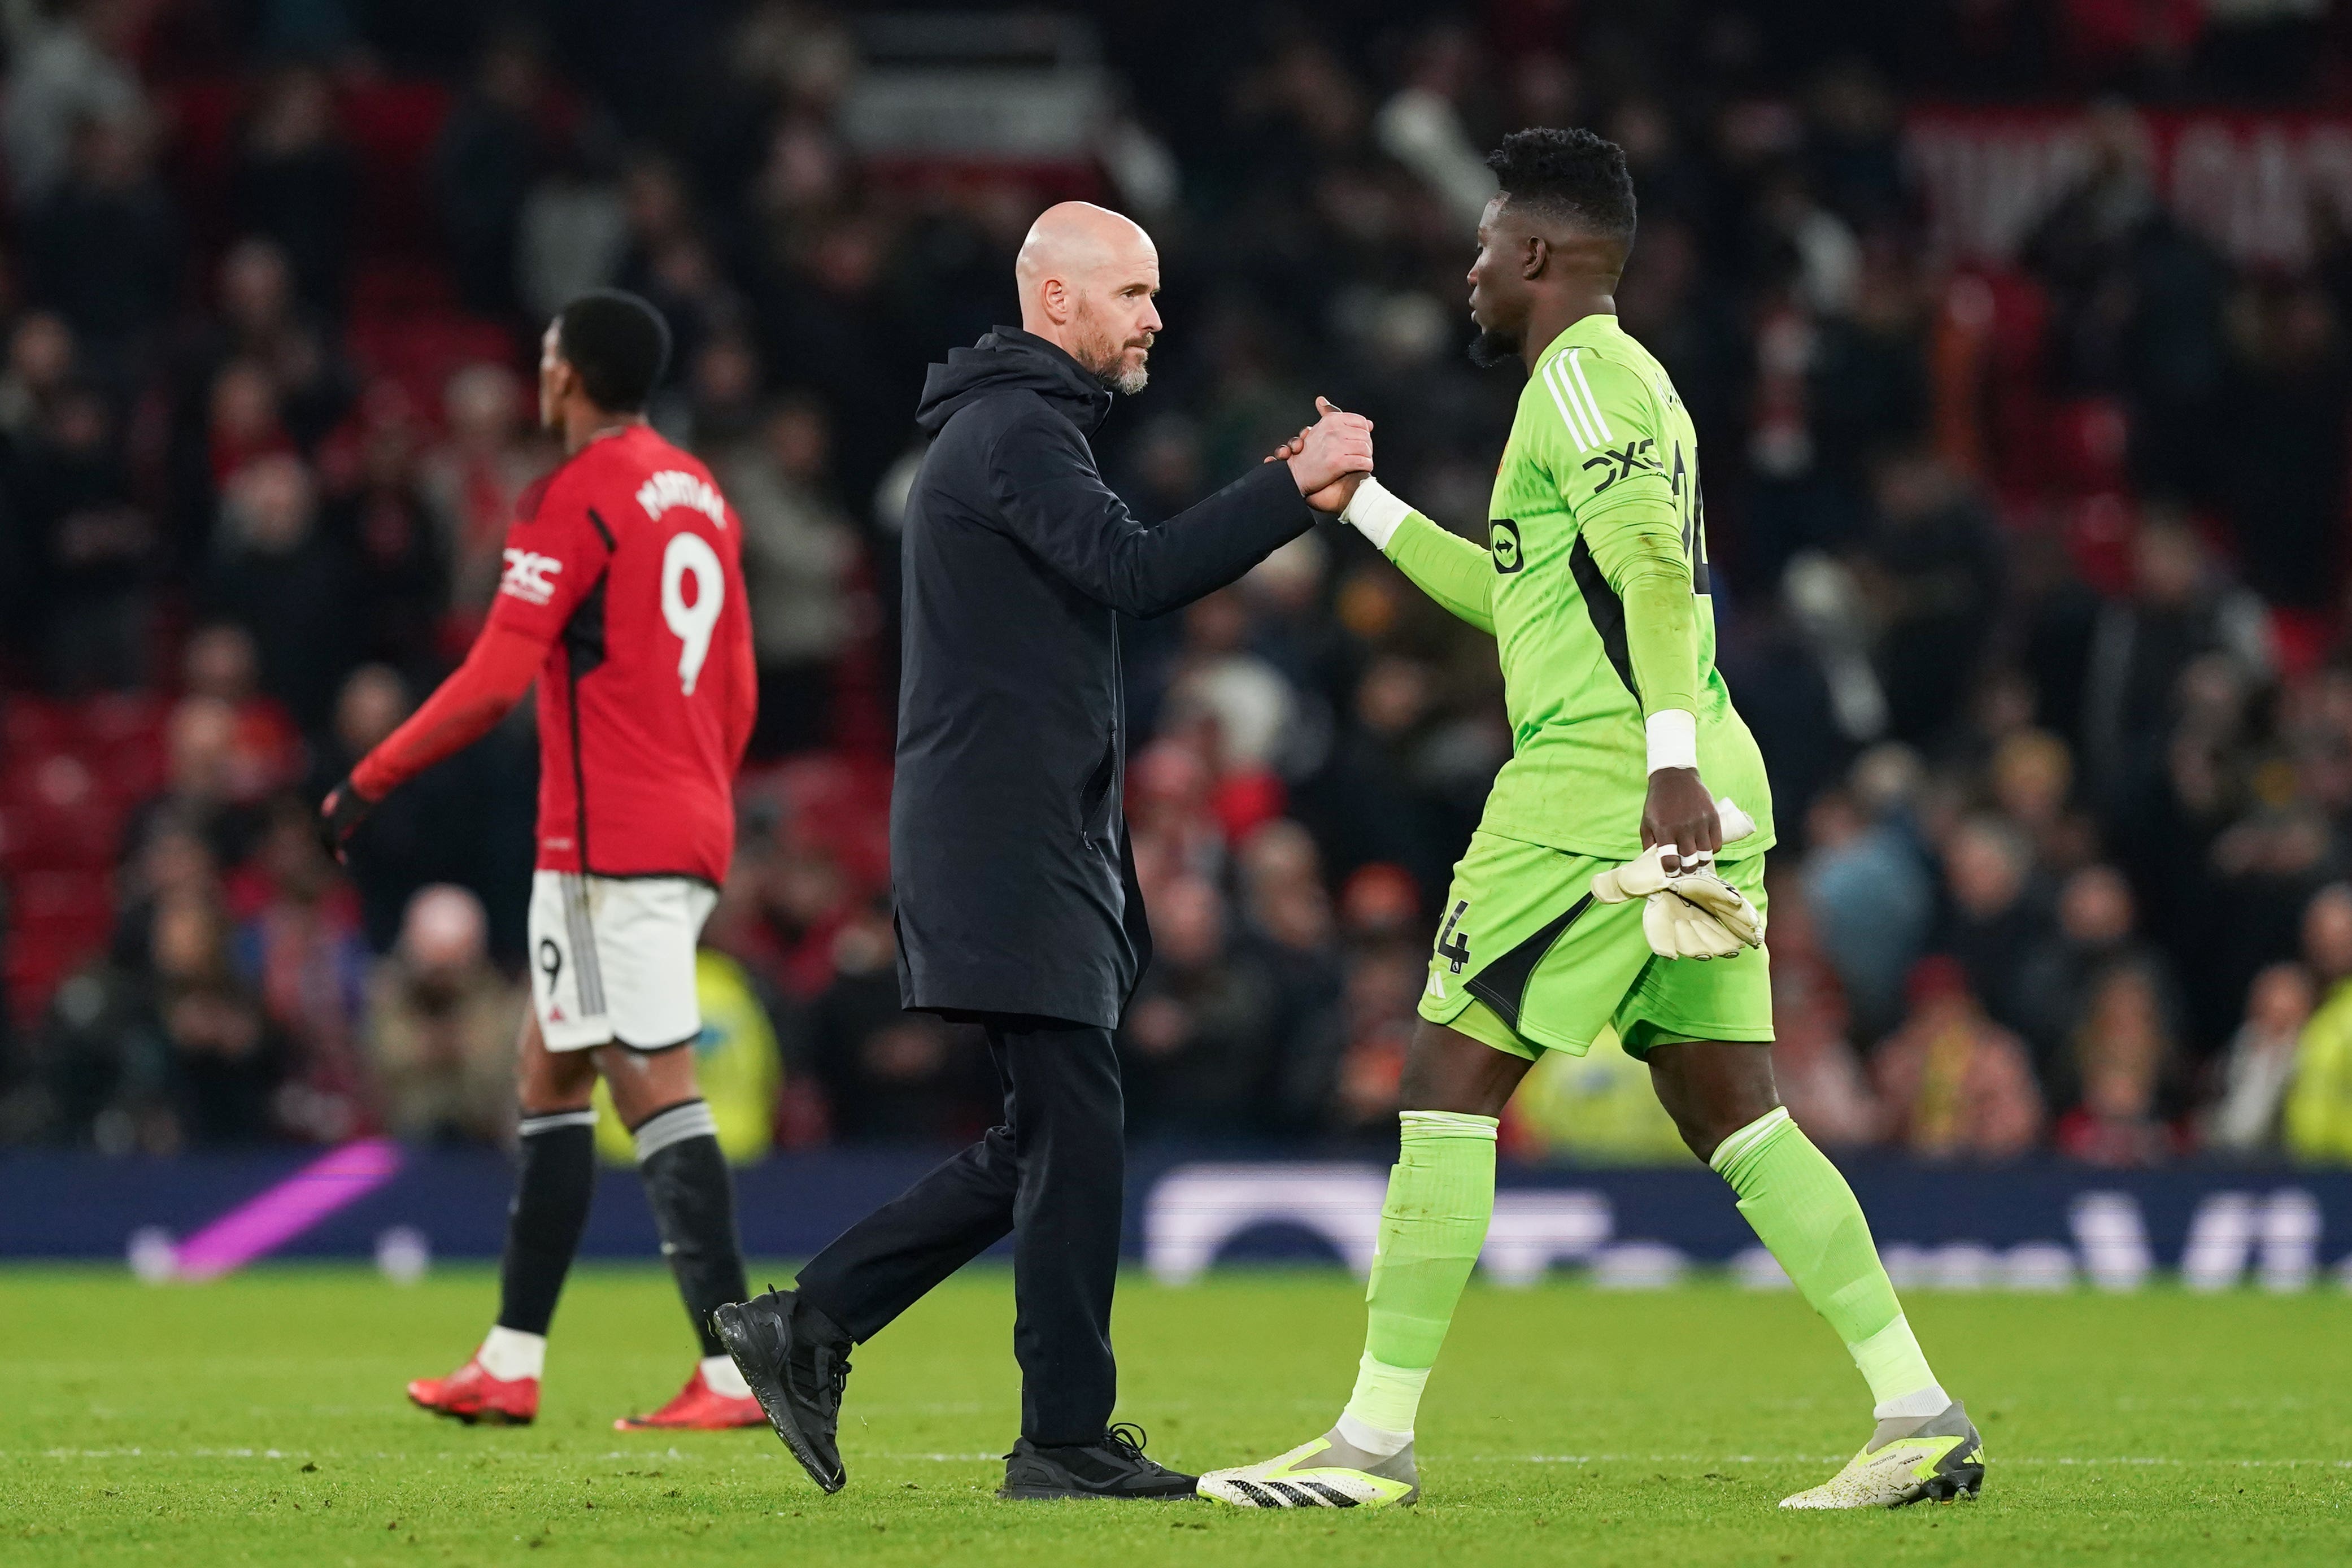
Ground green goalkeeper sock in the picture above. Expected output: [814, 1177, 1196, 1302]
[1339, 1110, 1498, 1448]
[1711, 1108, 1948, 1419]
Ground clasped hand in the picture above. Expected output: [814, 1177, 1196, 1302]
[1268, 398, 1373, 512]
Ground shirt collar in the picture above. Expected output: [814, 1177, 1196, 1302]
[1532, 311, 1620, 373]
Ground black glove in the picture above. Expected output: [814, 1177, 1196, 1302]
[319, 774, 376, 862]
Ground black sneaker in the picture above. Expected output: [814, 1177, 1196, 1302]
[709, 1287, 853, 1494]
[998, 1423, 1199, 1501]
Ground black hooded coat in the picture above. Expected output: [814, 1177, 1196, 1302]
[891, 327, 1315, 1028]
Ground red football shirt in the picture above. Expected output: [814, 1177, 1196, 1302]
[489, 424, 755, 883]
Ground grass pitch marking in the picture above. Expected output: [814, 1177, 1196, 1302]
[27, 1446, 2352, 1469]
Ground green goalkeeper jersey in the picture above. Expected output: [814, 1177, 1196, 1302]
[1381, 312, 1775, 863]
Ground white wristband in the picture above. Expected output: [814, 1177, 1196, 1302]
[1646, 709, 1697, 774]
[1340, 476, 1413, 551]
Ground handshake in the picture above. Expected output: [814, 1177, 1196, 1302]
[1592, 798, 1768, 961]
[1269, 398, 1375, 513]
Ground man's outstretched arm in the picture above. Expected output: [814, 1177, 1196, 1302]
[325, 474, 612, 856]
[321, 621, 548, 855]
[991, 402, 1371, 620]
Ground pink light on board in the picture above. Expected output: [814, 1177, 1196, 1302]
[168, 1138, 406, 1280]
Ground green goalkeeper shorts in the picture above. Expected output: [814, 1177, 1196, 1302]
[1417, 830, 1775, 1061]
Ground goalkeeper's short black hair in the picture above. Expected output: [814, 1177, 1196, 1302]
[555, 289, 672, 412]
[1488, 127, 1637, 246]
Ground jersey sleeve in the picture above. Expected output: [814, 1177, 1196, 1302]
[482, 470, 613, 647]
[352, 471, 602, 802]
[349, 622, 543, 800]
[1384, 511, 1495, 635]
[1530, 349, 1698, 718]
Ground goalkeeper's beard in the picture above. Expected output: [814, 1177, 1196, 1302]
[1467, 326, 1521, 369]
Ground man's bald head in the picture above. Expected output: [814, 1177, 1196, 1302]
[1014, 202, 1154, 298]
[1015, 201, 1163, 395]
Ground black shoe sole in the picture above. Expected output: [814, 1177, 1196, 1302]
[709, 1301, 845, 1495]
[998, 1464, 1199, 1502]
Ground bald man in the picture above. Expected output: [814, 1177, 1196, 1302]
[713, 204, 1373, 1501]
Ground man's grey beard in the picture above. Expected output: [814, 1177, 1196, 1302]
[1467, 326, 1521, 369]
[1093, 358, 1149, 396]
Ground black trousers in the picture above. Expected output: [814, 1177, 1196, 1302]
[794, 1013, 1123, 1446]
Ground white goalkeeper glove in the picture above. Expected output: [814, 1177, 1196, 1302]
[1589, 798, 1766, 961]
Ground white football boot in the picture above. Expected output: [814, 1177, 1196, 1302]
[1199, 1428, 1419, 1509]
[1780, 1401, 1986, 1509]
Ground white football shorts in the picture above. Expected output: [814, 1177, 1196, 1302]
[526, 872, 719, 1052]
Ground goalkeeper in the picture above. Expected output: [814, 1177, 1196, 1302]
[1203, 128, 1980, 1514]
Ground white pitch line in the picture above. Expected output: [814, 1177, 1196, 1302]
[24, 1449, 2352, 1470]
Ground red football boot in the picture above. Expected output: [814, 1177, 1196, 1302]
[407, 1357, 539, 1426]
[613, 1366, 765, 1431]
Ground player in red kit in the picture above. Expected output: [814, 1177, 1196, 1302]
[322, 291, 762, 1431]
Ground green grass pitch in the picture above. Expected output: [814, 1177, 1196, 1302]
[3, 1264, 2346, 1565]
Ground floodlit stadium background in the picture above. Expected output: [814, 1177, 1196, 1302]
[3, 0, 2352, 1283]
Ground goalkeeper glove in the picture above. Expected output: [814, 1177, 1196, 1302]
[1589, 798, 1766, 960]
[318, 774, 377, 863]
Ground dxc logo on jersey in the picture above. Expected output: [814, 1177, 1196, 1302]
[499, 548, 563, 606]
[1583, 438, 1663, 493]
[1490, 519, 1525, 574]
[637, 469, 728, 528]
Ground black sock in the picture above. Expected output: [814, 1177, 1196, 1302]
[631, 1098, 750, 1358]
[496, 1110, 598, 1336]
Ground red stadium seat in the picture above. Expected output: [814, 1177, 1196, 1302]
[347, 305, 522, 432]
[77, 692, 169, 750]
[743, 753, 894, 894]
[156, 75, 247, 197]
[1, 696, 72, 761]
[0, 798, 122, 873]
[2269, 607, 2338, 681]
[75, 694, 169, 804]
[2046, 398, 2132, 497]
[337, 79, 455, 256]
[3, 868, 115, 1029]
[1970, 269, 2059, 499]
[0, 699, 147, 874]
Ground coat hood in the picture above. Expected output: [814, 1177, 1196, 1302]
[913, 326, 1114, 437]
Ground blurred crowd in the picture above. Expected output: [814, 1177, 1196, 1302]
[7, 1, 2352, 1165]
